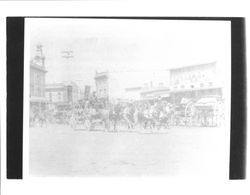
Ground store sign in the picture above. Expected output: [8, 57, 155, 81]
[170, 63, 216, 90]
[84, 85, 91, 100]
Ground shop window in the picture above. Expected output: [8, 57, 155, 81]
[30, 84, 34, 96]
[58, 92, 61, 100]
[37, 88, 41, 96]
[34, 86, 39, 96]
[49, 92, 52, 102]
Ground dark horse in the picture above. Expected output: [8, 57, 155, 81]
[109, 103, 123, 132]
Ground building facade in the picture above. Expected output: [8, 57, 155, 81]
[169, 62, 223, 103]
[45, 82, 82, 110]
[124, 87, 143, 101]
[94, 71, 109, 99]
[30, 44, 47, 116]
[94, 70, 170, 101]
[140, 87, 170, 100]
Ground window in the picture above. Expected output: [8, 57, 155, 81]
[34, 86, 39, 96]
[58, 92, 61, 100]
[35, 73, 40, 84]
[37, 87, 41, 96]
[30, 84, 34, 96]
[49, 92, 52, 102]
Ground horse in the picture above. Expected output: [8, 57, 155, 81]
[156, 104, 171, 130]
[122, 104, 134, 130]
[152, 102, 175, 130]
[33, 112, 47, 127]
[140, 104, 158, 130]
[83, 105, 111, 131]
[109, 103, 123, 132]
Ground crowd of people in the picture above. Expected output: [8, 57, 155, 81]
[67, 98, 174, 131]
[30, 96, 225, 131]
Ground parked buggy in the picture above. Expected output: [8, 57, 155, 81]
[193, 96, 223, 127]
[69, 100, 110, 131]
[172, 98, 196, 126]
[54, 105, 72, 124]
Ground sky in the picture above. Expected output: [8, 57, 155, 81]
[26, 18, 231, 90]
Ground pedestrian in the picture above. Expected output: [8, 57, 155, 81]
[133, 106, 139, 128]
[123, 104, 133, 129]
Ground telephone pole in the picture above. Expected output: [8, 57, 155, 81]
[61, 50, 74, 82]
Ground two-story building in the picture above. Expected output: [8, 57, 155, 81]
[45, 81, 83, 110]
[94, 70, 170, 102]
[94, 71, 109, 99]
[169, 62, 223, 103]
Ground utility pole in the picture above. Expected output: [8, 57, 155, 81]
[61, 50, 74, 82]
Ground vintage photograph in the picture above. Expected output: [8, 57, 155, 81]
[25, 18, 231, 177]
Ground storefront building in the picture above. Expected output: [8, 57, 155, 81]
[169, 62, 223, 104]
[45, 81, 82, 110]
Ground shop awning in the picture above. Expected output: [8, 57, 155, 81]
[195, 97, 218, 107]
[30, 96, 48, 103]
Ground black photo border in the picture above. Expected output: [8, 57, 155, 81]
[6, 16, 246, 179]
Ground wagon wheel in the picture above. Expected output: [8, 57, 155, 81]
[174, 111, 181, 126]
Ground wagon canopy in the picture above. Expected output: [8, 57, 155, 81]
[195, 97, 218, 107]
[180, 97, 192, 104]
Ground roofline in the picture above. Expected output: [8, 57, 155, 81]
[141, 87, 170, 94]
[169, 61, 217, 71]
[170, 86, 222, 93]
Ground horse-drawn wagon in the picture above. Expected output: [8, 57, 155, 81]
[172, 98, 196, 126]
[193, 96, 223, 127]
[69, 100, 110, 131]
